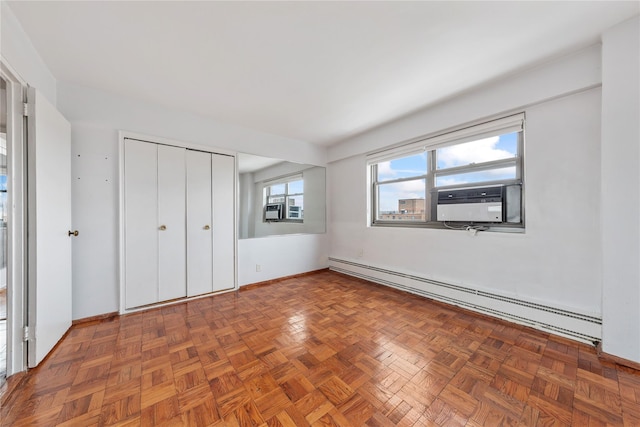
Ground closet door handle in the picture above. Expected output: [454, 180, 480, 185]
[203, 225, 211, 230]
[68, 230, 79, 237]
[159, 225, 167, 231]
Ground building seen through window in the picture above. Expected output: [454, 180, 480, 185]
[378, 198, 425, 220]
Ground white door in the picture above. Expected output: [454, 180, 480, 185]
[158, 145, 186, 301]
[212, 154, 235, 292]
[124, 140, 158, 308]
[186, 150, 213, 296]
[27, 88, 72, 367]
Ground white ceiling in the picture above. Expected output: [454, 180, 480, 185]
[7, 1, 639, 146]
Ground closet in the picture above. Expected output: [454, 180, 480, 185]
[123, 137, 234, 310]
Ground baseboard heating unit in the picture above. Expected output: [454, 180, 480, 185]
[328, 257, 601, 345]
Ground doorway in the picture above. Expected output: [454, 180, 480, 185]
[0, 64, 28, 381]
[0, 76, 8, 384]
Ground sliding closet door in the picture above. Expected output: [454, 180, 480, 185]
[157, 145, 187, 301]
[123, 140, 235, 311]
[124, 140, 158, 308]
[186, 150, 213, 297]
[212, 154, 235, 291]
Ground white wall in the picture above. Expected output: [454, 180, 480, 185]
[0, 2, 56, 104]
[2, 4, 330, 320]
[5, 0, 638, 362]
[328, 44, 601, 163]
[59, 82, 327, 166]
[238, 234, 329, 286]
[328, 17, 640, 361]
[328, 47, 605, 338]
[70, 124, 120, 319]
[601, 16, 640, 363]
[58, 82, 328, 319]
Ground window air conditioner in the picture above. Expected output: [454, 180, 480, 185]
[265, 203, 284, 220]
[437, 186, 505, 223]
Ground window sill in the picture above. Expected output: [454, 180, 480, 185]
[370, 221, 525, 233]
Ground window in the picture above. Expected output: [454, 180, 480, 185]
[369, 113, 524, 229]
[264, 174, 304, 221]
[375, 152, 427, 222]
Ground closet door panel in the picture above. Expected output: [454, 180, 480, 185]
[124, 140, 158, 308]
[212, 154, 235, 291]
[158, 145, 187, 301]
[186, 150, 213, 297]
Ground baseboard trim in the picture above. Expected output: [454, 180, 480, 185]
[329, 257, 601, 345]
[329, 269, 596, 350]
[240, 268, 330, 291]
[72, 311, 119, 327]
[596, 342, 640, 372]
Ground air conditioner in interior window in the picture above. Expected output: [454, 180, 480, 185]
[265, 203, 284, 220]
[437, 185, 521, 223]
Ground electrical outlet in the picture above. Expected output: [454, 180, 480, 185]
[256, 264, 261, 272]
[357, 248, 364, 258]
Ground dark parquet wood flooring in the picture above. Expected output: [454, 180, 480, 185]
[1, 270, 639, 426]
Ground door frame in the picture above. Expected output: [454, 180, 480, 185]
[118, 131, 238, 315]
[0, 60, 28, 376]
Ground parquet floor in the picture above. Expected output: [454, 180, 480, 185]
[1, 270, 639, 426]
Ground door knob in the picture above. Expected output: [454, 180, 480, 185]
[203, 225, 210, 230]
[159, 225, 167, 231]
[68, 230, 79, 237]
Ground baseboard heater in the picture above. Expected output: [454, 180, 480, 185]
[329, 257, 601, 345]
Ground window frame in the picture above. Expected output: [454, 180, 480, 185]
[369, 113, 525, 231]
[263, 174, 304, 223]
[372, 154, 429, 223]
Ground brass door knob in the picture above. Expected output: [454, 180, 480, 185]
[68, 230, 79, 237]
[203, 225, 211, 230]
[159, 225, 167, 231]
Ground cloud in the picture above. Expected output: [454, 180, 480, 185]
[379, 179, 425, 212]
[437, 136, 513, 169]
[377, 152, 427, 181]
[377, 161, 394, 180]
[397, 179, 424, 193]
[436, 166, 516, 187]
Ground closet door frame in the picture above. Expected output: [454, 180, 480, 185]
[118, 131, 237, 315]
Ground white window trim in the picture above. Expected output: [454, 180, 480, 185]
[264, 173, 304, 222]
[367, 113, 524, 165]
[368, 113, 525, 231]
